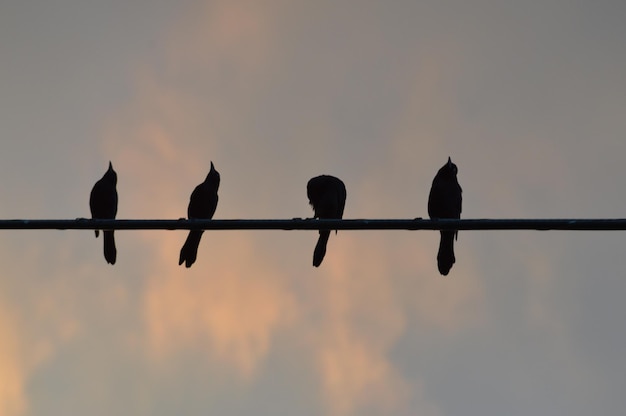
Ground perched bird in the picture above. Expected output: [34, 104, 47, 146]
[307, 175, 346, 267]
[428, 157, 462, 276]
[179, 161, 220, 268]
[90, 161, 118, 265]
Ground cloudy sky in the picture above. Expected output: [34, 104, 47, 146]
[1, 1, 626, 415]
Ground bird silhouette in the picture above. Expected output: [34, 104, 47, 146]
[179, 161, 220, 268]
[307, 175, 346, 267]
[90, 161, 118, 265]
[428, 157, 462, 276]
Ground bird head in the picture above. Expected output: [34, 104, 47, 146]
[207, 161, 221, 187]
[446, 157, 458, 175]
[105, 161, 117, 185]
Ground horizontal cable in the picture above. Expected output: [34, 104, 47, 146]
[0, 218, 625, 230]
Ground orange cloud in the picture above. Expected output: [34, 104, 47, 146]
[95, 2, 488, 413]
[164, 0, 277, 84]
[307, 235, 410, 415]
[143, 232, 298, 379]
[0, 253, 84, 416]
[317, 332, 410, 416]
[0, 302, 27, 416]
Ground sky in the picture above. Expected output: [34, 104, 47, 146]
[1, 0, 626, 415]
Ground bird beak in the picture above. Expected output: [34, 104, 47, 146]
[108, 161, 113, 170]
[447, 157, 452, 166]
[210, 161, 215, 171]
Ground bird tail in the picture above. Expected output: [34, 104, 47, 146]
[103, 230, 116, 265]
[95, 230, 99, 238]
[179, 230, 204, 268]
[437, 230, 456, 276]
[313, 230, 330, 267]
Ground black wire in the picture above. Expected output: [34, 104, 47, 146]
[0, 218, 625, 231]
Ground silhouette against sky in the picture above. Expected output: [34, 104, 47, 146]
[1, 1, 626, 415]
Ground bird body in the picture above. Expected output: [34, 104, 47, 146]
[90, 161, 118, 265]
[307, 175, 346, 267]
[428, 157, 462, 275]
[179, 161, 220, 268]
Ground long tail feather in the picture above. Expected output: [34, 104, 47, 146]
[437, 230, 455, 276]
[313, 230, 330, 267]
[179, 230, 204, 268]
[103, 230, 116, 265]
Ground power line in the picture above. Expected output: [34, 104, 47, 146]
[0, 218, 626, 230]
